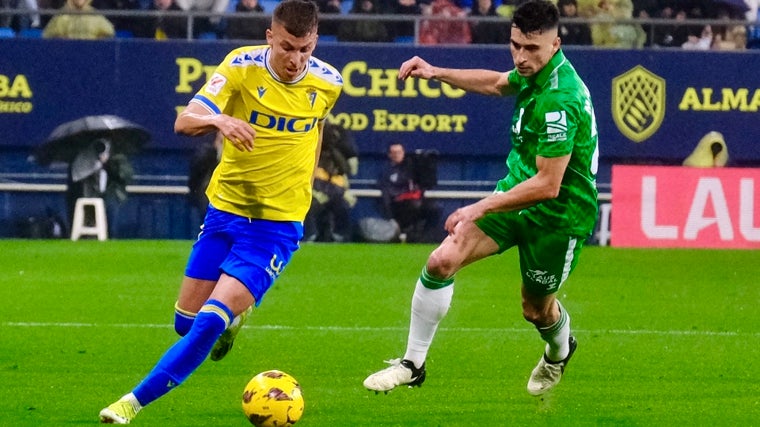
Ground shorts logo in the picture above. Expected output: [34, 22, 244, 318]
[612, 65, 665, 143]
[205, 73, 227, 96]
[266, 254, 284, 279]
[545, 110, 568, 142]
[526, 269, 558, 290]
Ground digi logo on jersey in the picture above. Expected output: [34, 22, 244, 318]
[249, 111, 318, 133]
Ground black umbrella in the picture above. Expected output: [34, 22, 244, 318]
[34, 115, 150, 166]
[713, 0, 749, 15]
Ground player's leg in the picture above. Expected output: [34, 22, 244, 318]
[210, 219, 300, 361]
[99, 277, 253, 424]
[174, 207, 233, 336]
[174, 277, 217, 336]
[520, 228, 583, 395]
[363, 220, 499, 393]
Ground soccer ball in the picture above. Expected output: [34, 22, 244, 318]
[242, 370, 304, 427]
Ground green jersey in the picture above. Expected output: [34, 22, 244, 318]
[499, 50, 599, 237]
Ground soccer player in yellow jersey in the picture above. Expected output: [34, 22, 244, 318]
[99, 1, 342, 423]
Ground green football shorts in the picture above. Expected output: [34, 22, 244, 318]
[476, 210, 584, 296]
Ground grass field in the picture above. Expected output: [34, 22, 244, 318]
[1, 240, 758, 426]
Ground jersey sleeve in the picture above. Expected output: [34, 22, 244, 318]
[189, 50, 243, 115]
[535, 90, 582, 158]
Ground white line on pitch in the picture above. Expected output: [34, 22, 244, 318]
[1, 322, 755, 337]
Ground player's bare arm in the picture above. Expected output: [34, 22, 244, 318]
[444, 154, 570, 233]
[398, 56, 510, 96]
[175, 102, 256, 152]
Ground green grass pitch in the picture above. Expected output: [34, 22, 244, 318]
[1, 240, 758, 426]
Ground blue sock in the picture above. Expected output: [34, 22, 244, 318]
[132, 299, 232, 406]
[174, 302, 197, 337]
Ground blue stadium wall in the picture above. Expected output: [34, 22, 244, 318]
[1, 39, 759, 239]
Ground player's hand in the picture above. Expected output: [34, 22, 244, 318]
[444, 204, 485, 234]
[398, 56, 436, 81]
[214, 115, 256, 152]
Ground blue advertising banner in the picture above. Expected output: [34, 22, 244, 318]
[1, 39, 759, 166]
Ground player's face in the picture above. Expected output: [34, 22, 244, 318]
[509, 26, 560, 77]
[266, 22, 318, 82]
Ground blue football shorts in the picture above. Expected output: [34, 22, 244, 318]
[184, 205, 303, 306]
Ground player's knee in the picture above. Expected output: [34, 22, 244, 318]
[521, 301, 554, 327]
[174, 313, 194, 337]
[174, 305, 197, 337]
[189, 300, 233, 341]
[426, 250, 457, 278]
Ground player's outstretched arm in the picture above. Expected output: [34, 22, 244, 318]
[398, 56, 509, 96]
[175, 103, 256, 152]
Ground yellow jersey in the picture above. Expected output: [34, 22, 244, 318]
[191, 45, 343, 221]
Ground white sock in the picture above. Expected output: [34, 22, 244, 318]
[403, 280, 454, 369]
[121, 392, 143, 412]
[540, 300, 571, 362]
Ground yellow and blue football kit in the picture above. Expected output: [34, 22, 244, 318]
[127, 47, 343, 413]
[184, 45, 343, 301]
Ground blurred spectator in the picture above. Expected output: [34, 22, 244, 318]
[711, 6, 747, 50]
[65, 138, 133, 234]
[681, 23, 712, 49]
[175, 0, 229, 36]
[557, 0, 591, 45]
[650, 6, 689, 47]
[36, 0, 65, 27]
[382, 0, 423, 39]
[747, 0, 760, 48]
[226, 0, 268, 40]
[315, 0, 342, 36]
[187, 132, 222, 218]
[42, 0, 115, 39]
[0, 0, 41, 31]
[590, 0, 645, 48]
[303, 122, 359, 243]
[469, 0, 508, 44]
[377, 142, 442, 243]
[338, 0, 391, 42]
[134, 0, 188, 38]
[494, 0, 517, 19]
[419, 0, 471, 45]
[92, 0, 142, 35]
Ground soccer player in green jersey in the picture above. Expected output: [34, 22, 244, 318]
[99, 0, 342, 423]
[364, 0, 599, 396]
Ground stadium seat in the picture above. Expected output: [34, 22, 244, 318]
[319, 34, 337, 43]
[0, 27, 15, 38]
[394, 35, 415, 44]
[341, 0, 353, 14]
[259, 0, 279, 13]
[70, 197, 108, 241]
[115, 30, 134, 38]
[197, 31, 218, 40]
[18, 28, 42, 38]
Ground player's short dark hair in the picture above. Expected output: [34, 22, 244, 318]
[273, 0, 319, 37]
[512, 0, 559, 34]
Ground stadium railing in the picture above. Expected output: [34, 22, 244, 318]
[0, 8, 756, 49]
[0, 176, 613, 244]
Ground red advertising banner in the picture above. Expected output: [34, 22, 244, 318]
[611, 165, 760, 249]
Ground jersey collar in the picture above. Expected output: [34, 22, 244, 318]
[264, 47, 309, 84]
[531, 50, 566, 89]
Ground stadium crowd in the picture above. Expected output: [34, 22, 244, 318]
[1, 0, 758, 48]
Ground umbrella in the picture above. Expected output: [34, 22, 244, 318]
[70, 139, 110, 182]
[713, 0, 749, 15]
[34, 115, 150, 166]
